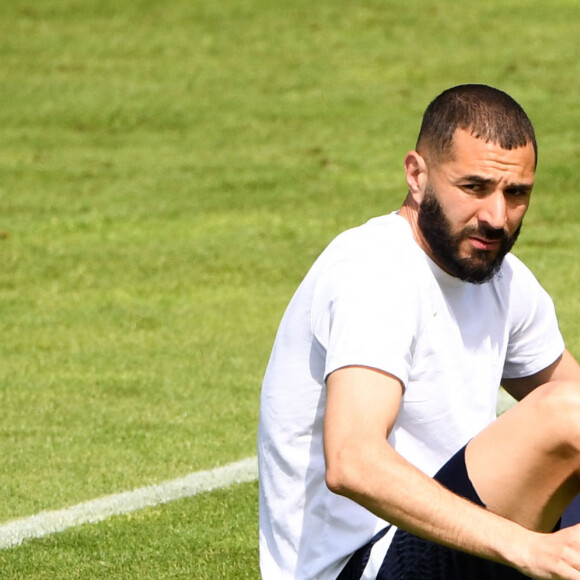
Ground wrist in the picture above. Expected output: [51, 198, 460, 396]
[496, 526, 542, 575]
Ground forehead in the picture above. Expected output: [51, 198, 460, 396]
[443, 129, 536, 181]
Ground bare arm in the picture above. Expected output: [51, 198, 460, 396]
[502, 349, 580, 401]
[324, 365, 580, 579]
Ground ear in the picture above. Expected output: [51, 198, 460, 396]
[404, 151, 428, 204]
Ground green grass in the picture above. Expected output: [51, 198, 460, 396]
[0, 481, 259, 580]
[1, 0, 580, 577]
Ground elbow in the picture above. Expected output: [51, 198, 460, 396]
[325, 437, 395, 500]
[324, 445, 363, 498]
[325, 463, 346, 496]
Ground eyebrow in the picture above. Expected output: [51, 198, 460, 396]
[461, 175, 493, 186]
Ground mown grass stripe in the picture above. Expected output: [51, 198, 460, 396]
[0, 457, 258, 550]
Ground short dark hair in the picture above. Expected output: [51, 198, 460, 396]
[416, 84, 537, 167]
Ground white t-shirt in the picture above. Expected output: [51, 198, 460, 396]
[258, 213, 564, 580]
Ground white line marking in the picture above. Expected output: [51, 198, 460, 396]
[0, 456, 258, 549]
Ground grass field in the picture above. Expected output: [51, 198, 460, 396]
[1, 0, 580, 577]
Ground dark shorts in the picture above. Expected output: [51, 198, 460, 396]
[337, 446, 547, 580]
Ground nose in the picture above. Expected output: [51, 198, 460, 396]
[478, 190, 507, 231]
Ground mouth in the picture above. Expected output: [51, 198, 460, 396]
[468, 236, 502, 251]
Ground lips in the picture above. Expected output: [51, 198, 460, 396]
[469, 236, 501, 251]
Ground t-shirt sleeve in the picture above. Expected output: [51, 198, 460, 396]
[311, 253, 422, 387]
[502, 257, 565, 379]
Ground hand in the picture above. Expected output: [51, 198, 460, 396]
[517, 524, 580, 579]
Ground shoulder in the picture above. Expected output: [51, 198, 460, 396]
[311, 214, 429, 313]
[321, 213, 422, 270]
[499, 252, 531, 275]
[496, 252, 544, 291]
[496, 252, 557, 324]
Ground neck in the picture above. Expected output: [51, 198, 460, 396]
[399, 193, 433, 260]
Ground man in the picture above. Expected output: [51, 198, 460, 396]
[258, 84, 580, 579]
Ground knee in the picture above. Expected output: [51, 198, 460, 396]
[535, 381, 580, 453]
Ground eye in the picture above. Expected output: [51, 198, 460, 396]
[461, 182, 486, 195]
[505, 187, 531, 197]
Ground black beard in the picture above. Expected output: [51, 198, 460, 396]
[417, 188, 521, 284]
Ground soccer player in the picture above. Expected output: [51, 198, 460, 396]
[258, 84, 580, 579]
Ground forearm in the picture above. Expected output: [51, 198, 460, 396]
[324, 366, 580, 579]
[326, 441, 536, 571]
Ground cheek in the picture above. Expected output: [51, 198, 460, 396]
[453, 209, 480, 233]
[446, 195, 482, 227]
[438, 198, 475, 231]
[507, 204, 528, 230]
